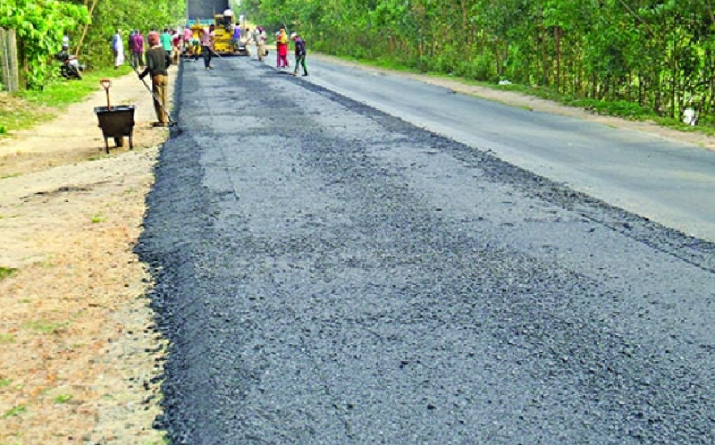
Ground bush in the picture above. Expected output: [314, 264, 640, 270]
[572, 99, 648, 119]
[456, 55, 497, 82]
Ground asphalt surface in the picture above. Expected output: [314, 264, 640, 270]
[137, 56, 715, 445]
[304, 58, 715, 243]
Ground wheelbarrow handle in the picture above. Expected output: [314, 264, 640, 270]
[100, 78, 112, 110]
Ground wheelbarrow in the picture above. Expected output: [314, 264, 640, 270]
[93, 79, 135, 153]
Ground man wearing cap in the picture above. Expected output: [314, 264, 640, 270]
[138, 31, 172, 127]
[291, 32, 308, 77]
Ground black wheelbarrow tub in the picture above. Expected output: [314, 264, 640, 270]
[93, 105, 135, 153]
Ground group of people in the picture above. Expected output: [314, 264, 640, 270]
[109, 23, 309, 127]
[111, 28, 182, 70]
[109, 28, 173, 127]
[186, 24, 217, 70]
[271, 27, 308, 76]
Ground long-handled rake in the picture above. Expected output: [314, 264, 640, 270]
[131, 62, 177, 128]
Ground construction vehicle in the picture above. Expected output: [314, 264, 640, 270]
[186, 0, 250, 56]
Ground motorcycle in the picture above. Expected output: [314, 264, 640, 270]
[55, 45, 83, 80]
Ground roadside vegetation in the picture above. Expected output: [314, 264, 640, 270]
[246, 0, 715, 134]
[0, 0, 185, 133]
[0, 66, 132, 133]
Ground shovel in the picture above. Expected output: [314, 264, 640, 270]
[100, 78, 112, 110]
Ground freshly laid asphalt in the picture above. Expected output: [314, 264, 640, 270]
[137, 56, 715, 445]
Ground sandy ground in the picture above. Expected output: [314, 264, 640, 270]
[0, 65, 176, 445]
[1, 53, 714, 445]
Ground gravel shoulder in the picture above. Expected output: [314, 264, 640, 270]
[0, 66, 177, 445]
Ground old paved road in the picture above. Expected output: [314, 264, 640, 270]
[138, 56, 715, 445]
[304, 57, 715, 243]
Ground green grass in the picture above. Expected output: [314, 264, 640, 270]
[2, 405, 26, 418]
[18, 66, 133, 109]
[0, 267, 18, 281]
[0, 378, 11, 387]
[0, 334, 16, 344]
[90, 213, 106, 223]
[143, 434, 171, 445]
[0, 65, 133, 133]
[1, 173, 21, 180]
[53, 394, 73, 404]
[23, 320, 67, 335]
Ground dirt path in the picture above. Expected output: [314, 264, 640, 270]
[0, 65, 177, 445]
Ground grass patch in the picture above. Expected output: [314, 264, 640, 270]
[143, 434, 171, 445]
[91, 213, 106, 223]
[0, 267, 18, 281]
[53, 394, 73, 404]
[1, 173, 21, 179]
[0, 65, 133, 133]
[0, 378, 11, 387]
[2, 405, 26, 418]
[0, 334, 16, 344]
[23, 320, 67, 335]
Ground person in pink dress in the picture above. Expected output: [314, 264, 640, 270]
[276, 28, 289, 68]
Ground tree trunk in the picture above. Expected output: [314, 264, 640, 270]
[554, 26, 561, 93]
[75, 0, 100, 58]
[539, 10, 548, 86]
[461, 0, 468, 45]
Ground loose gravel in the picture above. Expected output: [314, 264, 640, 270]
[137, 57, 715, 445]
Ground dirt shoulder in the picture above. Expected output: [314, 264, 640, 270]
[311, 54, 715, 152]
[0, 65, 177, 445]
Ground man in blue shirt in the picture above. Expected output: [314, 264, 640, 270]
[161, 29, 173, 53]
[290, 32, 308, 76]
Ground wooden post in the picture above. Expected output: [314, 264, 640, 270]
[0, 28, 20, 93]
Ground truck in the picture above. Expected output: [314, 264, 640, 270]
[186, 0, 250, 56]
[187, 0, 228, 23]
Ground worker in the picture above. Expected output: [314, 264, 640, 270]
[182, 26, 193, 57]
[138, 31, 171, 127]
[200, 25, 215, 70]
[253, 26, 267, 62]
[231, 24, 241, 51]
[290, 32, 308, 77]
[276, 28, 288, 68]
[160, 28, 172, 54]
